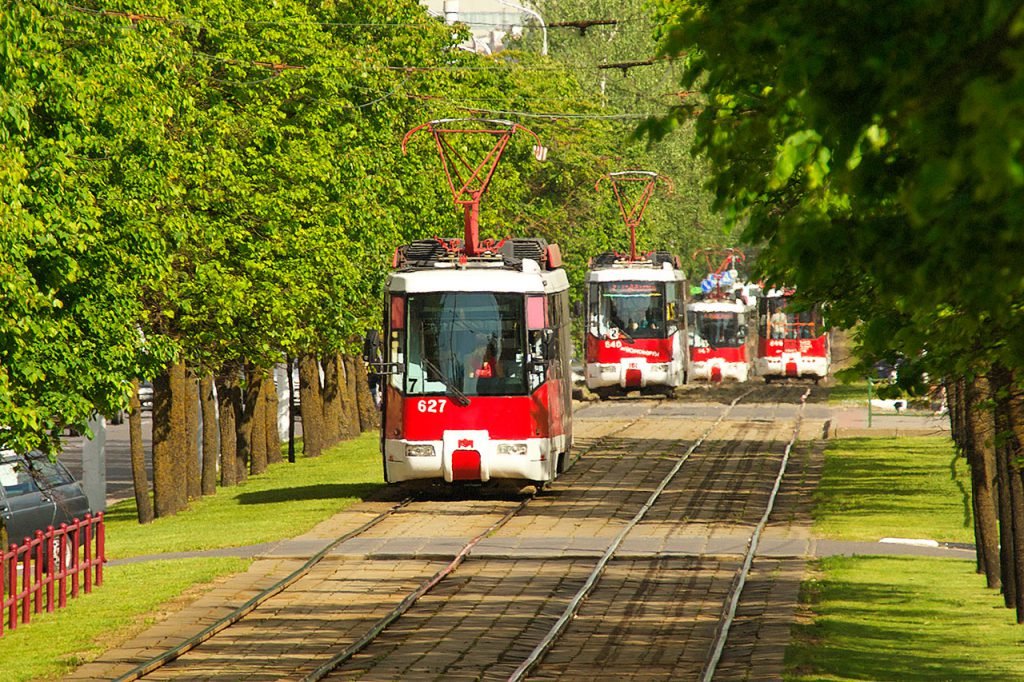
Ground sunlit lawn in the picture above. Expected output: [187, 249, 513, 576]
[813, 436, 973, 544]
[6, 433, 384, 680]
[0, 558, 249, 681]
[786, 435, 1024, 680]
[828, 380, 870, 405]
[787, 556, 1024, 681]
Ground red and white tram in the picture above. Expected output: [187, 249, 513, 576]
[687, 299, 751, 382]
[584, 171, 686, 398]
[686, 249, 754, 383]
[379, 119, 572, 487]
[583, 251, 688, 397]
[755, 288, 830, 382]
[381, 239, 573, 485]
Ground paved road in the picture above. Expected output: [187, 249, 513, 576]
[58, 410, 304, 509]
[58, 415, 153, 507]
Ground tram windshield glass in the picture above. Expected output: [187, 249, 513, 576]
[589, 281, 666, 339]
[760, 296, 821, 340]
[405, 292, 527, 396]
[688, 310, 744, 348]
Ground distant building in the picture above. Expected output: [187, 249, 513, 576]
[422, 0, 537, 54]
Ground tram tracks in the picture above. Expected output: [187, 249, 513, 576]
[509, 387, 762, 680]
[98, 405, 657, 681]
[88, 386, 818, 681]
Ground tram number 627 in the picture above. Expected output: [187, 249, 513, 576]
[417, 399, 448, 413]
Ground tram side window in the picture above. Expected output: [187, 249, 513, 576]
[388, 330, 404, 390]
[666, 281, 682, 335]
[587, 284, 601, 337]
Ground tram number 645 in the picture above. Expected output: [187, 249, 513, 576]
[417, 399, 447, 413]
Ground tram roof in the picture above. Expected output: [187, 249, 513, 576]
[687, 299, 746, 312]
[389, 263, 569, 294]
[585, 263, 686, 284]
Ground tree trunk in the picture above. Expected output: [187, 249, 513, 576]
[355, 354, 381, 432]
[152, 365, 188, 518]
[216, 372, 239, 487]
[966, 373, 1001, 589]
[232, 371, 249, 483]
[129, 379, 153, 524]
[152, 368, 172, 516]
[992, 364, 1017, 608]
[343, 354, 363, 437]
[321, 354, 344, 445]
[200, 374, 219, 496]
[287, 356, 297, 463]
[184, 370, 201, 501]
[947, 377, 966, 451]
[168, 360, 190, 513]
[298, 353, 325, 457]
[1006, 374, 1024, 623]
[246, 366, 268, 476]
[945, 378, 958, 445]
[264, 374, 282, 464]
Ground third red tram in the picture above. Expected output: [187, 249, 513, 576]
[754, 287, 830, 382]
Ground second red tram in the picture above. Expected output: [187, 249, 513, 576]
[755, 288, 830, 382]
[381, 238, 573, 486]
[687, 298, 752, 382]
[583, 251, 688, 397]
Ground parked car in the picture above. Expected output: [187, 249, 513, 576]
[138, 381, 154, 411]
[0, 450, 92, 558]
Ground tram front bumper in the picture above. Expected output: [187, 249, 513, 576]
[586, 362, 675, 389]
[690, 359, 749, 382]
[756, 354, 827, 379]
[384, 435, 552, 483]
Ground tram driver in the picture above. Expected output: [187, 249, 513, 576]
[770, 308, 788, 339]
[468, 338, 498, 379]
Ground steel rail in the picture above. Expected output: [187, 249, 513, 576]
[699, 386, 811, 682]
[113, 497, 416, 681]
[508, 386, 763, 681]
[302, 496, 531, 681]
[303, 400, 660, 681]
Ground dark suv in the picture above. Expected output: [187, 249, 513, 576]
[0, 450, 92, 549]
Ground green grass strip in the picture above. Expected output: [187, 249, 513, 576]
[828, 381, 870, 405]
[5, 433, 385, 679]
[787, 556, 1024, 681]
[0, 558, 249, 682]
[787, 434, 1024, 680]
[103, 432, 385, 558]
[813, 436, 973, 544]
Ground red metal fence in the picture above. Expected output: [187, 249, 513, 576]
[1, 513, 105, 636]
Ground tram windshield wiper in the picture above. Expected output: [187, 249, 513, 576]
[423, 357, 471, 407]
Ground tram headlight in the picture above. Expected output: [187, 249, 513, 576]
[406, 444, 436, 457]
[497, 443, 528, 456]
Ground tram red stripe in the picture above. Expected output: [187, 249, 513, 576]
[387, 381, 567, 441]
[585, 335, 673, 363]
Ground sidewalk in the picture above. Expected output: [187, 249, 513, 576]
[828, 403, 951, 439]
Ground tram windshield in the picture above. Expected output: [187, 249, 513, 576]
[589, 281, 667, 339]
[405, 292, 527, 397]
[688, 310, 744, 349]
[761, 296, 821, 340]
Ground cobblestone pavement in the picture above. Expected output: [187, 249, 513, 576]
[67, 392, 962, 681]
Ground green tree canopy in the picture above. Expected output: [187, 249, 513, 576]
[649, 1, 1024, 380]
